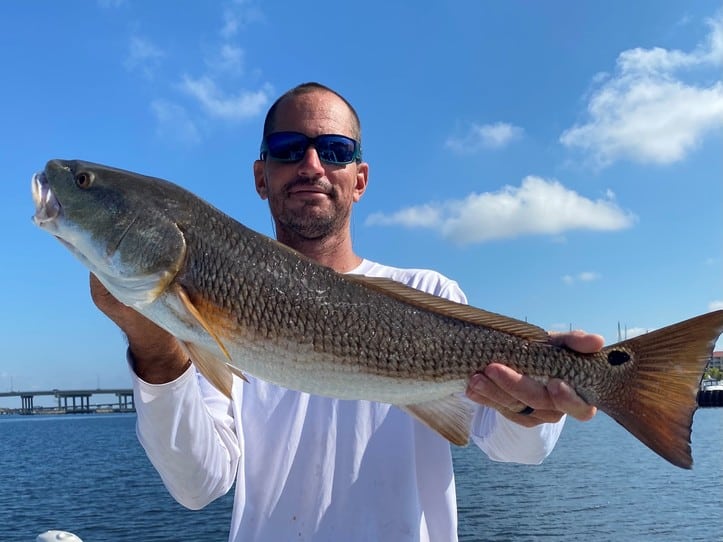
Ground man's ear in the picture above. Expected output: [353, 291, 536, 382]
[253, 160, 268, 199]
[352, 162, 369, 203]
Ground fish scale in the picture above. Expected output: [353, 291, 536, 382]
[31, 158, 723, 469]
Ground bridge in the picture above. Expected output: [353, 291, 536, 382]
[1, 382, 719, 414]
[0, 388, 134, 414]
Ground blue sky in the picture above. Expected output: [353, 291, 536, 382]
[1, 1, 721, 404]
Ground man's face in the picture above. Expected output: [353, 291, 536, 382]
[253, 91, 368, 242]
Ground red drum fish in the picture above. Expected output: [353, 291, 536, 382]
[31, 159, 723, 468]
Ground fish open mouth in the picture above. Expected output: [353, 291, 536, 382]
[31, 172, 62, 225]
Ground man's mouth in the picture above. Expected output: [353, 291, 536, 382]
[286, 180, 332, 197]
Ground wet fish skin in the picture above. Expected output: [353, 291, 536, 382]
[31, 159, 723, 469]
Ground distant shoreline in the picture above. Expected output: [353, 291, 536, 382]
[0, 407, 135, 416]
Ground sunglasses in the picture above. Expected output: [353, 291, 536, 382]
[260, 132, 362, 165]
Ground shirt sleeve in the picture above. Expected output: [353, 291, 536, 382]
[435, 277, 566, 465]
[469, 405, 565, 464]
[130, 353, 242, 510]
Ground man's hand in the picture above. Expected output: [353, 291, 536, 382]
[465, 331, 604, 427]
[89, 273, 189, 383]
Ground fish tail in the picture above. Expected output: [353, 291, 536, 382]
[597, 310, 723, 469]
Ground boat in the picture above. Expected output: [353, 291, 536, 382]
[698, 380, 723, 407]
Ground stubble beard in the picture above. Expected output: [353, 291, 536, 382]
[275, 194, 351, 242]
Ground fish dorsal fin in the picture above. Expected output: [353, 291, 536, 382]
[345, 275, 549, 342]
[174, 285, 247, 398]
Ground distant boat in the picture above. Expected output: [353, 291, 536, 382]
[698, 380, 723, 407]
[700, 378, 723, 391]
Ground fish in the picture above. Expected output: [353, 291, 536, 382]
[31, 159, 723, 469]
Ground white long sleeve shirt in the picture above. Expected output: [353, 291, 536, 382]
[132, 259, 565, 542]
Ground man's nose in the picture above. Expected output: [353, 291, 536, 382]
[297, 146, 325, 176]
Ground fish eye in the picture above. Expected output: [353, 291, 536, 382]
[75, 171, 93, 189]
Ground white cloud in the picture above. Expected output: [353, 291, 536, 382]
[365, 176, 636, 245]
[709, 300, 723, 311]
[205, 44, 245, 75]
[221, 2, 264, 39]
[563, 272, 601, 285]
[624, 327, 652, 339]
[375, 205, 442, 228]
[124, 35, 164, 78]
[446, 122, 523, 153]
[116, 4, 268, 143]
[221, 9, 241, 39]
[560, 12, 723, 167]
[151, 100, 201, 145]
[180, 76, 271, 121]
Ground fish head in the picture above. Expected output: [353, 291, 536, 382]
[31, 159, 187, 308]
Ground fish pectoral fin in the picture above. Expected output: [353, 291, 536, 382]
[183, 341, 235, 398]
[401, 395, 473, 446]
[174, 284, 233, 362]
[226, 362, 249, 383]
[345, 275, 549, 343]
[173, 284, 248, 396]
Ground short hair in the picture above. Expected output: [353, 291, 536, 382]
[262, 82, 362, 144]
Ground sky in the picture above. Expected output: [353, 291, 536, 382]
[1, 1, 721, 406]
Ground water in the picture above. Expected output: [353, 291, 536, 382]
[0, 414, 232, 541]
[0, 410, 720, 542]
[455, 409, 723, 541]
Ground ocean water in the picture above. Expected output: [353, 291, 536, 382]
[0, 410, 720, 542]
[455, 408, 722, 542]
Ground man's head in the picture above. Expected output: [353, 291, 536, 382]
[253, 83, 369, 248]
[262, 82, 362, 144]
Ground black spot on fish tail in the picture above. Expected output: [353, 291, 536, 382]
[607, 350, 631, 366]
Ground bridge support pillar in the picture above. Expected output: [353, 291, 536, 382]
[20, 395, 34, 414]
[116, 392, 134, 412]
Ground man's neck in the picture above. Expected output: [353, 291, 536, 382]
[276, 230, 362, 273]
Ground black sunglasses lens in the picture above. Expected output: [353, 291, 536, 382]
[315, 136, 357, 164]
[266, 133, 309, 162]
[264, 132, 358, 164]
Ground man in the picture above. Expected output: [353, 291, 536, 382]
[91, 82, 602, 541]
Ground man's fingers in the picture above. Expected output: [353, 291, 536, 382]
[89, 272, 158, 331]
[548, 330, 605, 354]
[482, 363, 551, 409]
[466, 371, 515, 410]
[465, 363, 598, 426]
[89, 273, 120, 310]
[466, 365, 565, 426]
[547, 379, 597, 421]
